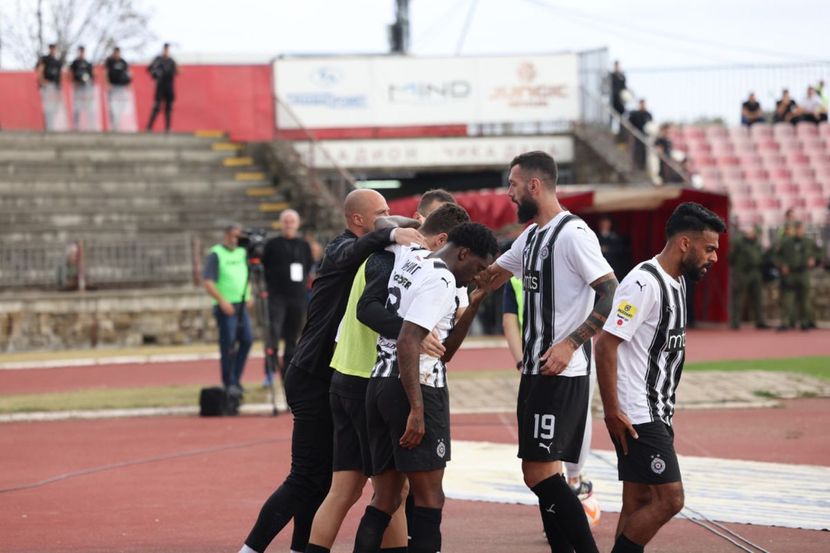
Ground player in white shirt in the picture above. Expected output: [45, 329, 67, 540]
[595, 202, 725, 553]
[479, 151, 618, 553]
[352, 223, 499, 553]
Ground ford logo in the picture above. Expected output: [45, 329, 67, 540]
[310, 66, 342, 87]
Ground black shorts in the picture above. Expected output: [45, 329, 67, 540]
[330, 371, 372, 475]
[614, 421, 682, 484]
[365, 377, 450, 475]
[516, 373, 589, 463]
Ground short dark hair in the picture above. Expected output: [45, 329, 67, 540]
[417, 189, 456, 215]
[509, 151, 558, 188]
[163, 42, 170, 48]
[448, 222, 499, 260]
[665, 202, 726, 238]
[420, 203, 470, 236]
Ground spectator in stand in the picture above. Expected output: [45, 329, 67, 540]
[597, 215, 631, 280]
[69, 46, 95, 130]
[146, 43, 178, 132]
[628, 98, 653, 170]
[773, 89, 798, 124]
[261, 209, 313, 385]
[609, 60, 627, 117]
[104, 46, 133, 131]
[56, 242, 81, 291]
[35, 44, 64, 130]
[797, 86, 828, 124]
[654, 123, 681, 183]
[741, 92, 765, 126]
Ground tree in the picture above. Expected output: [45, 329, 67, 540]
[0, 0, 155, 67]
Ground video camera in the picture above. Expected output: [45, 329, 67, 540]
[238, 227, 270, 260]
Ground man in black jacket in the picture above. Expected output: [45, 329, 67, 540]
[262, 209, 313, 385]
[240, 189, 425, 553]
[69, 45, 95, 130]
[146, 43, 177, 132]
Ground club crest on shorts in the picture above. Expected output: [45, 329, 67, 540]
[436, 439, 446, 459]
[650, 454, 666, 475]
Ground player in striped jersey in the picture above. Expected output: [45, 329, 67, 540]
[480, 151, 618, 553]
[353, 223, 499, 553]
[595, 202, 725, 553]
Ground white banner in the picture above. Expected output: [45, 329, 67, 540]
[295, 135, 574, 170]
[274, 54, 579, 130]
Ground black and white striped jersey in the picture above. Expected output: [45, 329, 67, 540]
[370, 248, 460, 388]
[497, 211, 613, 377]
[603, 257, 687, 426]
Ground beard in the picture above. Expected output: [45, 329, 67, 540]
[516, 196, 539, 223]
[681, 255, 710, 281]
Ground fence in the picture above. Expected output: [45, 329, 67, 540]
[0, 236, 198, 290]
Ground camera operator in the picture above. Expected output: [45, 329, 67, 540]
[146, 42, 178, 132]
[69, 45, 95, 130]
[203, 223, 253, 392]
[261, 209, 313, 386]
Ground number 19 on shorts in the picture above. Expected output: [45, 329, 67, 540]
[533, 413, 555, 439]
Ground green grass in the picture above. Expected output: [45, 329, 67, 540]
[0, 384, 279, 414]
[684, 356, 830, 381]
[1, 356, 827, 415]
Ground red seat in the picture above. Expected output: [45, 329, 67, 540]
[689, 154, 717, 167]
[769, 167, 793, 180]
[809, 153, 830, 166]
[729, 126, 750, 140]
[760, 153, 786, 167]
[681, 126, 706, 139]
[743, 167, 769, 181]
[708, 140, 734, 154]
[772, 180, 798, 194]
[800, 136, 825, 149]
[704, 125, 729, 138]
[738, 153, 763, 167]
[751, 182, 775, 196]
[795, 122, 820, 137]
[806, 194, 829, 208]
[818, 122, 830, 138]
[785, 151, 810, 165]
[716, 155, 741, 167]
[792, 166, 816, 180]
[756, 197, 782, 210]
[720, 166, 745, 180]
[776, 137, 802, 152]
[688, 142, 713, 155]
[799, 181, 824, 195]
[782, 197, 807, 209]
[757, 140, 780, 153]
[773, 123, 795, 137]
[750, 125, 773, 138]
[732, 197, 757, 210]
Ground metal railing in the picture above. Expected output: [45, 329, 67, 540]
[0, 236, 198, 290]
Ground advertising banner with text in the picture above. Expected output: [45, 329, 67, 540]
[274, 54, 579, 130]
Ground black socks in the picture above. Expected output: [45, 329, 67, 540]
[531, 474, 598, 553]
[409, 506, 441, 553]
[353, 506, 392, 553]
[611, 534, 644, 553]
[538, 502, 575, 553]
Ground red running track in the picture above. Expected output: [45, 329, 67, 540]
[1, 399, 828, 552]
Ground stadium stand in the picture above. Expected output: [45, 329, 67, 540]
[0, 131, 284, 289]
[671, 122, 830, 233]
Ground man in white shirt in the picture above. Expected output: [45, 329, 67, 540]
[595, 202, 725, 553]
[479, 151, 618, 553]
[351, 223, 499, 553]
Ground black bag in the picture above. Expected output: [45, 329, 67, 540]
[199, 387, 240, 416]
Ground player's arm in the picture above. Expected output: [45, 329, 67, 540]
[397, 321, 430, 449]
[375, 215, 421, 230]
[595, 330, 638, 454]
[440, 286, 487, 364]
[540, 273, 618, 375]
[328, 226, 423, 271]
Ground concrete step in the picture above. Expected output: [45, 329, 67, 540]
[0, 180, 273, 197]
[0, 131, 224, 148]
[0, 161, 251, 177]
[0, 148, 237, 164]
[2, 221, 278, 243]
[1, 194, 284, 209]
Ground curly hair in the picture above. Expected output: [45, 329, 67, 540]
[665, 202, 726, 238]
[447, 222, 499, 260]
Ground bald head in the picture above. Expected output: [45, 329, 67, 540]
[344, 189, 390, 236]
[279, 209, 300, 239]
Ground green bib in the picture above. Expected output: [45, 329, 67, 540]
[210, 244, 250, 304]
[330, 259, 379, 378]
[510, 276, 524, 330]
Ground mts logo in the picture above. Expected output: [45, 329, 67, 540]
[523, 270, 540, 292]
[665, 328, 686, 353]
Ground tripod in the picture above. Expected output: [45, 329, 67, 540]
[240, 254, 282, 416]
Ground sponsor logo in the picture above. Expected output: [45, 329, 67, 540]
[392, 273, 413, 289]
[309, 66, 343, 88]
[388, 80, 472, 104]
[523, 270, 540, 292]
[616, 301, 638, 323]
[538, 441, 553, 454]
[665, 328, 685, 353]
[488, 62, 569, 108]
[286, 92, 368, 109]
[635, 280, 646, 292]
[545, 503, 556, 514]
[651, 455, 666, 475]
[440, 276, 451, 287]
[436, 439, 447, 459]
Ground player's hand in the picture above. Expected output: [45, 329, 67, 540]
[219, 300, 235, 316]
[400, 408, 425, 449]
[780, 265, 789, 276]
[393, 227, 427, 248]
[604, 410, 638, 455]
[539, 340, 577, 375]
[473, 269, 499, 293]
[419, 330, 446, 358]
